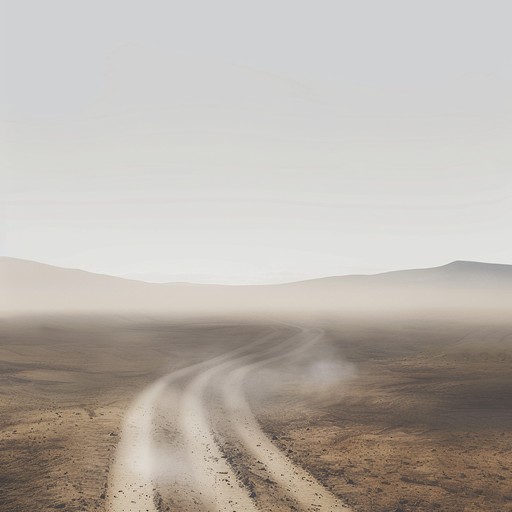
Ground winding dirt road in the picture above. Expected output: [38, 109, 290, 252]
[107, 326, 351, 512]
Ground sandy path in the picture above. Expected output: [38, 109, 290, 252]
[179, 360, 259, 511]
[107, 332, 276, 512]
[106, 378, 167, 512]
[108, 325, 352, 512]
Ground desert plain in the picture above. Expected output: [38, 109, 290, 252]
[0, 310, 511, 512]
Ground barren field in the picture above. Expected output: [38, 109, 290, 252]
[0, 314, 511, 511]
[256, 317, 512, 512]
[0, 316, 267, 511]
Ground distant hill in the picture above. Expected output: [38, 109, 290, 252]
[1, 257, 511, 317]
[0, 257, 226, 315]
[369, 260, 512, 287]
[289, 260, 512, 290]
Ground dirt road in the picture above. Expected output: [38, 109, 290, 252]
[107, 326, 351, 511]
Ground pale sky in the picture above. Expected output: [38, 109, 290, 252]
[1, 0, 511, 283]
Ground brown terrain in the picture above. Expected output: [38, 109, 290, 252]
[0, 314, 511, 511]
[255, 316, 512, 512]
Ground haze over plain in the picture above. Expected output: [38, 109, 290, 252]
[2, 3, 512, 512]
[2, 257, 511, 317]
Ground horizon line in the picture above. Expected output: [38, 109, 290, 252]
[1, 255, 510, 287]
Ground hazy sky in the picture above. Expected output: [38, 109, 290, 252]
[1, 1, 511, 283]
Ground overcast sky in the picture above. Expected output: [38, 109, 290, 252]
[1, 0, 511, 283]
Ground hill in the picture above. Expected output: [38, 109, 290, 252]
[1, 257, 511, 317]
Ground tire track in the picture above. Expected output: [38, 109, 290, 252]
[107, 329, 281, 512]
[221, 361, 351, 511]
[108, 325, 352, 512]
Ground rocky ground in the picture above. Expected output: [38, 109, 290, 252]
[1, 314, 511, 511]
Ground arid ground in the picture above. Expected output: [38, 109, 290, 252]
[0, 314, 511, 511]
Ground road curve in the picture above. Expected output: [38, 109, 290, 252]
[106, 332, 276, 512]
[107, 325, 352, 512]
